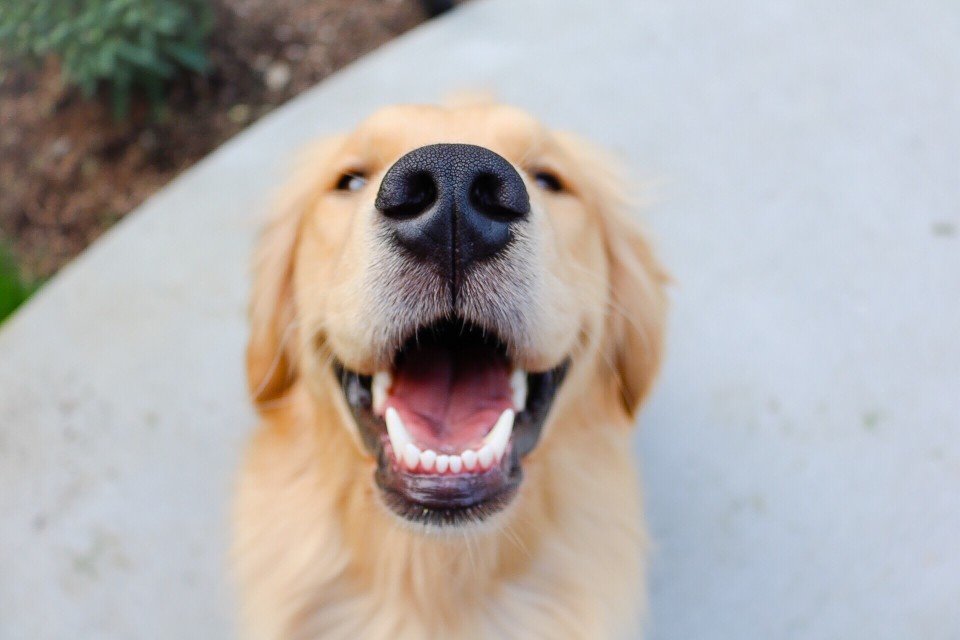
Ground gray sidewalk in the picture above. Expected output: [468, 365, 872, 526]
[1, 0, 958, 638]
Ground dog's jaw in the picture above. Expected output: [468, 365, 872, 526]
[333, 318, 569, 528]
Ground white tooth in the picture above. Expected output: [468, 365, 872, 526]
[510, 370, 527, 410]
[403, 443, 422, 470]
[435, 455, 450, 473]
[461, 449, 478, 471]
[372, 371, 392, 415]
[420, 449, 437, 471]
[477, 445, 494, 469]
[385, 407, 411, 461]
[483, 409, 515, 461]
[448, 455, 463, 474]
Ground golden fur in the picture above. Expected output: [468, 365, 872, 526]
[234, 100, 669, 639]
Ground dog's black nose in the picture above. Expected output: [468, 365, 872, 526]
[375, 143, 529, 284]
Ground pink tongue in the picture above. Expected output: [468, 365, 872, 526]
[387, 343, 512, 453]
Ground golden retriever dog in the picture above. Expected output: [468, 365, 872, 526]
[235, 98, 668, 640]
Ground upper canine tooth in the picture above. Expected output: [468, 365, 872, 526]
[385, 407, 411, 461]
[372, 371, 392, 415]
[403, 443, 422, 470]
[510, 370, 527, 410]
[483, 409, 515, 461]
[461, 449, 478, 471]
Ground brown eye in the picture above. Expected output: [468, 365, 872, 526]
[335, 172, 367, 192]
[533, 171, 563, 192]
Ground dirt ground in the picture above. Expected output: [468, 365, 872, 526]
[0, 0, 436, 279]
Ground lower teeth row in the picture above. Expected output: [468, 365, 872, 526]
[385, 407, 515, 474]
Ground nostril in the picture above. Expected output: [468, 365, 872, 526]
[469, 173, 527, 222]
[380, 171, 438, 220]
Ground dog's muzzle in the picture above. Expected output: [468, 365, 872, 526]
[332, 144, 568, 528]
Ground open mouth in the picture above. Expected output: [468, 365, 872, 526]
[334, 318, 568, 527]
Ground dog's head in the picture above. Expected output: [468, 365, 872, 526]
[247, 101, 667, 529]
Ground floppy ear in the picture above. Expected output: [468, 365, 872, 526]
[603, 203, 670, 418]
[557, 133, 670, 419]
[246, 138, 342, 408]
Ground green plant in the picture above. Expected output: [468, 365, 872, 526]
[0, 0, 213, 117]
[0, 247, 38, 324]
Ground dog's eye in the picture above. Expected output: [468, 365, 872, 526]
[335, 172, 368, 192]
[533, 171, 563, 193]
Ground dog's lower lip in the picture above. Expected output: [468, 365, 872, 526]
[376, 443, 522, 519]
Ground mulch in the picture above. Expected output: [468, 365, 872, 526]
[0, 0, 438, 279]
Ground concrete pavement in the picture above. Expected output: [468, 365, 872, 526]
[1, 0, 958, 637]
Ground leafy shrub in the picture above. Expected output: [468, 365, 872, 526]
[0, 0, 213, 116]
[0, 247, 38, 324]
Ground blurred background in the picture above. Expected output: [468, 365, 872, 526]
[1, 1, 958, 639]
[0, 0, 455, 322]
